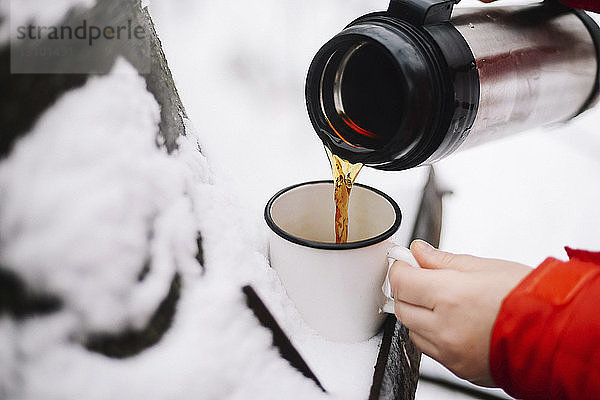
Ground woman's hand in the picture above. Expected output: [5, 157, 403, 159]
[389, 240, 531, 386]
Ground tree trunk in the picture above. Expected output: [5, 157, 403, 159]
[0, 0, 190, 359]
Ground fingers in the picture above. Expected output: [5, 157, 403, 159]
[410, 240, 474, 271]
[394, 300, 436, 334]
[389, 260, 438, 309]
[408, 329, 440, 361]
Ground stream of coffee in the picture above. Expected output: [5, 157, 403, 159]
[326, 147, 363, 243]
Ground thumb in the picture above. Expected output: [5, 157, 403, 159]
[410, 240, 463, 270]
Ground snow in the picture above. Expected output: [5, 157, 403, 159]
[437, 119, 600, 267]
[0, 59, 175, 334]
[419, 356, 514, 399]
[148, 0, 600, 398]
[0, 59, 327, 399]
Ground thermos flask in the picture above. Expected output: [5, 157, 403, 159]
[305, 0, 600, 170]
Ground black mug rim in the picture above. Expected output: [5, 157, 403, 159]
[264, 180, 402, 250]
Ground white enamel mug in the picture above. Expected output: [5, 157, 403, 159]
[265, 181, 418, 343]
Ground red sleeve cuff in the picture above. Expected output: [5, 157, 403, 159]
[564, 247, 600, 264]
[558, 0, 600, 13]
[490, 249, 600, 400]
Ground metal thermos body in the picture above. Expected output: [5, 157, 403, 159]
[305, 0, 600, 170]
[452, 6, 596, 149]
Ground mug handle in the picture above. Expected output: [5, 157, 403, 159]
[381, 246, 420, 314]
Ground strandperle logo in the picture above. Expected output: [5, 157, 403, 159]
[15, 20, 147, 47]
[10, 0, 152, 74]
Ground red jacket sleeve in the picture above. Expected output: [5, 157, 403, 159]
[558, 0, 600, 13]
[490, 248, 600, 400]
